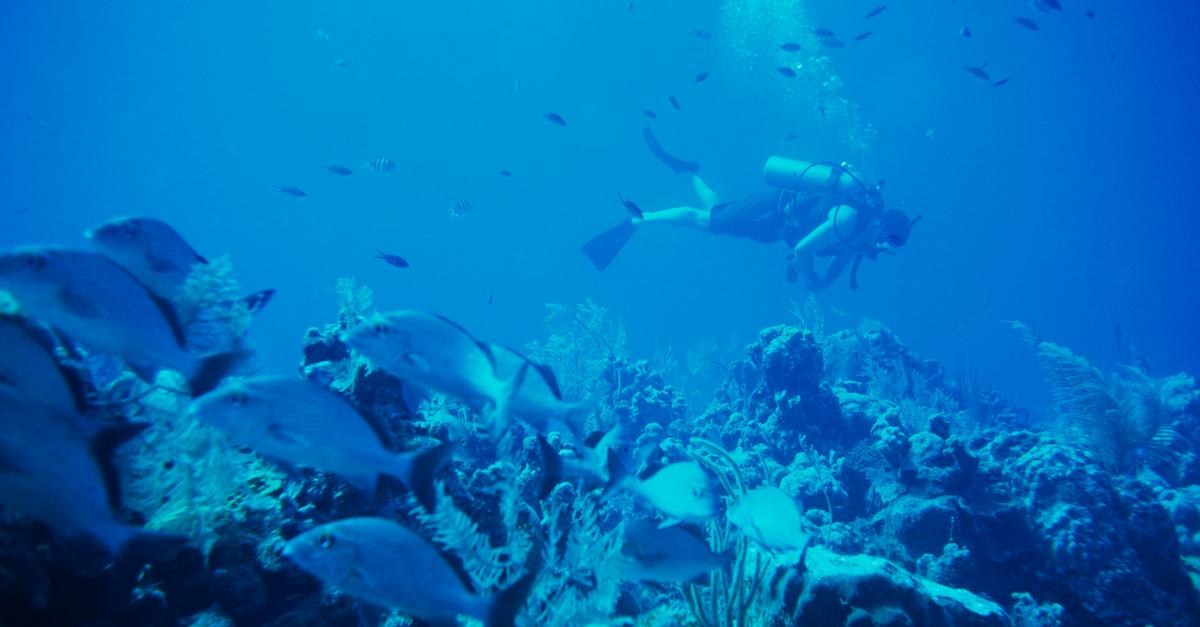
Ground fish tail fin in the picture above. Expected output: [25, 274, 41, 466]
[485, 570, 538, 627]
[188, 349, 253, 397]
[392, 441, 455, 512]
[239, 289, 276, 315]
[489, 361, 529, 439]
[537, 434, 563, 500]
[601, 448, 630, 498]
[581, 221, 637, 271]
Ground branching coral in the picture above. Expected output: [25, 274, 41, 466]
[526, 299, 627, 402]
[179, 256, 253, 354]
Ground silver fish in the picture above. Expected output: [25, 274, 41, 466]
[449, 199, 473, 217]
[0, 315, 84, 416]
[488, 343, 585, 437]
[618, 519, 728, 583]
[0, 247, 245, 395]
[86, 216, 208, 302]
[0, 384, 177, 556]
[727, 487, 809, 553]
[189, 376, 450, 510]
[283, 517, 535, 626]
[606, 456, 717, 527]
[342, 311, 528, 429]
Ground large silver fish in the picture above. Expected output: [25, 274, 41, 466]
[606, 455, 718, 527]
[283, 517, 535, 626]
[617, 519, 729, 583]
[189, 376, 450, 510]
[0, 384, 180, 557]
[86, 217, 208, 302]
[341, 311, 534, 431]
[489, 343, 588, 437]
[727, 487, 809, 554]
[0, 315, 85, 416]
[0, 247, 245, 395]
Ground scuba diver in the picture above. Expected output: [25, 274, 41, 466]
[581, 127, 919, 291]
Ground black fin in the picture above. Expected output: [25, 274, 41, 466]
[140, 282, 189, 348]
[498, 345, 563, 400]
[408, 441, 455, 512]
[486, 570, 538, 627]
[581, 221, 637, 271]
[583, 431, 605, 448]
[537, 435, 562, 500]
[9, 316, 91, 412]
[188, 350, 251, 397]
[602, 449, 629, 498]
[240, 289, 275, 315]
[642, 126, 700, 174]
[91, 422, 152, 511]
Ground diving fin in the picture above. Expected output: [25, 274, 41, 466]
[642, 126, 700, 175]
[581, 221, 637, 271]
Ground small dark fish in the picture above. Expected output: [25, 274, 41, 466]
[619, 195, 644, 220]
[449, 200, 473, 217]
[668, 96, 681, 111]
[963, 64, 991, 81]
[1086, 9, 1095, 19]
[627, 0, 633, 11]
[498, 170, 513, 177]
[811, 27, 836, 38]
[782, 131, 799, 141]
[543, 111, 567, 127]
[331, 59, 352, 68]
[320, 165, 353, 176]
[779, 42, 802, 52]
[820, 38, 846, 48]
[1013, 16, 1040, 31]
[275, 185, 307, 198]
[642, 109, 658, 119]
[853, 31, 873, 41]
[776, 67, 797, 78]
[992, 78, 1011, 87]
[1033, 0, 1062, 12]
[819, 104, 826, 117]
[865, 4, 887, 18]
[960, 26, 973, 37]
[488, 292, 494, 305]
[376, 250, 409, 269]
[693, 29, 712, 40]
[694, 71, 709, 83]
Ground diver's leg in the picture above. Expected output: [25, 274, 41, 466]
[692, 175, 719, 211]
[635, 206, 711, 231]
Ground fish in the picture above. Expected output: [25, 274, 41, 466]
[284, 518, 536, 626]
[1033, 0, 1062, 12]
[619, 195, 644, 219]
[853, 31, 873, 41]
[1086, 9, 1095, 19]
[963, 64, 991, 81]
[1013, 16, 1040, 31]
[364, 157, 397, 172]
[0, 384, 183, 558]
[538, 427, 622, 497]
[331, 59, 352, 68]
[0, 247, 247, 395]
[86, 217, 208, 302]
[189, 376, 451, 510]
[865, 4, 887, 18]
[693, 72, 709, 83]
[449, 199, 473, 217]
[776, 67, 797, 78]
[542, 111, 567, 127]
[727, 487, 810, 553]
[642, 109, 658, 119]
[617, 519, 729, 583]
[605, 454, 717, 527]
[960, 26, 972, 37]
[627, 0, 633, 11]
[779, 42, 802, 52]
[925, 127, 939, 139]
[992, 78, 1011, 87]
[314, 29, 330, 41]
[0, 315, 87, 416]
[275, 185, 307, 198]
[782, 131, 799, 141]
[819, 104, 826, 117]
[693, 29, 712, 40]
[820, 37, 845, 48]
[668, 96, 681, 111]
[341, 310, 535, 430]
[485, 343, 585, 438]
[376, 250, 409, 269]
[810, 27, 836, 38]
[319, 164, 353, 176]
[498, 170, 513, 177]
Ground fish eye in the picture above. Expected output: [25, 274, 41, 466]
[319, 533, 335, 549]
[228, 392, 246, 407]
[23, 254, 46, 271]
[373, 323, 387, 335]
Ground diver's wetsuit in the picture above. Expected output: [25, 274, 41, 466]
[710, 189, 871, 248]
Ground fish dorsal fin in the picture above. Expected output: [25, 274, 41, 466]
[431, 313, 496, 370]
[496, 344, 563, 400]
[146, 289, 189, 348]
[10, 317, 91, 412]
[90, 421, 152, 511]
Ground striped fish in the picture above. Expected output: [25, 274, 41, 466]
[364, 157, 397, 173]
[448, 200, 472, 218]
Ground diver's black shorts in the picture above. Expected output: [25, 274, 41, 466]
[709, 190, 790, 244]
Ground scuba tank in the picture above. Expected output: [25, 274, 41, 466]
[763, 156, 872, 196]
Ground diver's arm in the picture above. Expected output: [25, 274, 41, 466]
[807, 252, 856, 292]
[787, 204, 858, 283]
